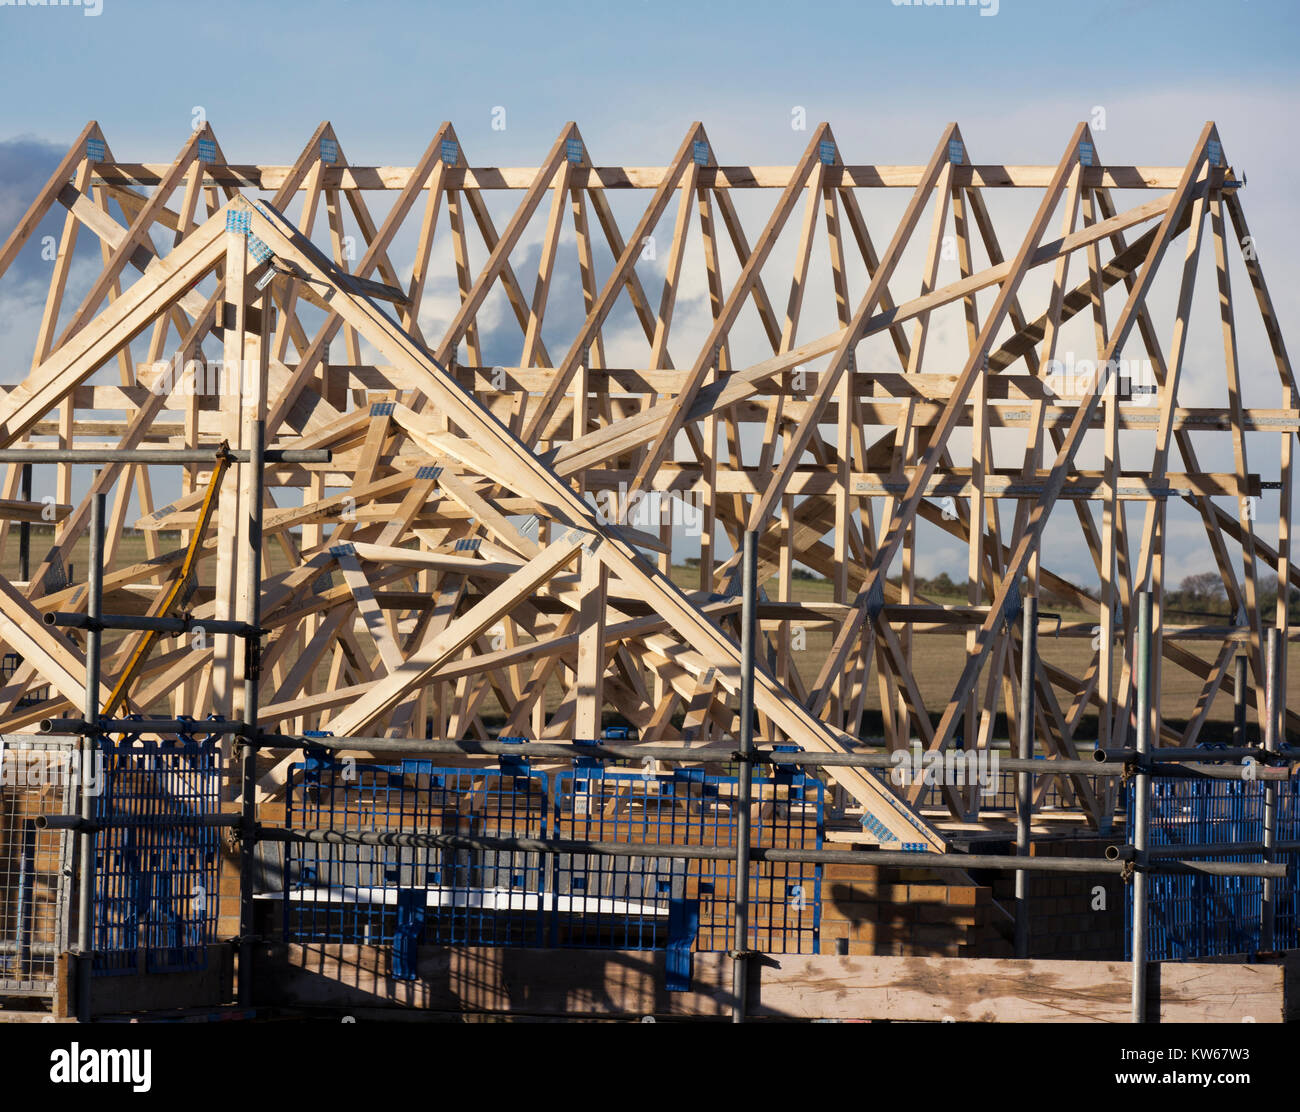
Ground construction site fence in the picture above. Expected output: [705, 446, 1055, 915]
[1127, 774, 1300, 961]
[90, 730, 222, 977]
[274, 748, 823, 980]
[0, 734, 77, 997]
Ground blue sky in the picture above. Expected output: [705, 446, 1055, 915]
[1, 0, 1298, 588]
[1, 0, 1296, 163]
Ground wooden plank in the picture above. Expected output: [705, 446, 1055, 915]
[62, 945, 232, 1018]
[912, 127, 1218, 762]
[99, 161, 1191, 193]
[0, 217, 227, 448]
[0, 121, 99, 281]
[522, 125, 704, 444]
[0, 123, 1288, 855]
[254, 944, 1284, 1022]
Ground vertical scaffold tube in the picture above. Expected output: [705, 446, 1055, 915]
[732, 531, 757, 1023]
[1131, 592, 1152, 1023]
[238, 418, 265, 1007]
[76, 488, 105, 1023]
[1263, 625, 1280, 950]
[1015, 595, 1037, 959]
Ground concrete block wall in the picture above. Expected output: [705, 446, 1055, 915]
[819, 861, 1002, 957]
[986, 835, 1125, 960]
[819, 835, 1124, 961]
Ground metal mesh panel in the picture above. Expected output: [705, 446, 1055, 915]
[284, 753, 550, 951]
[743, 766, 823, 955]
[1274, 777, 1300, 951]
[914, 763, 1120, 814]
[0, 737, 75, 996]
[281, 754, 823, 961]
[911, 758, 1012, 812]
[1126, 776, 1277, 961]
[552, 766, 821, 954]
[1042, 772, 1123, 813]
[550, 767, 684, 950]
[92, 735, 222, 976]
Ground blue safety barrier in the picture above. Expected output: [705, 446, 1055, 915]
[281, 751, 824, 980]
[1126, 772, 1300, 961]
[914, 754, 1120, 815]
[285, 754, 550, 962]
[1274, 771, 1300, 951]
[92, 724, 223, 976]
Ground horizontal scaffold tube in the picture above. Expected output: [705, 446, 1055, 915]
[253, 732, 1121, 777]
[40, 717, 248, 735]
[1096, 745, 1300, 763]
[1109, 840, 1300, 859]
[35, 813, 240, 831]
[44, 612, 262, 636]
[257, 826, 1288, 878]
[0, 448, 329, 464]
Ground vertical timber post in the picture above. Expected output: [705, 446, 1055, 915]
[76, 487, 105, 1023]
[1015, 594, 1037, 959]
[214, 206, 250, 726]
[732, 531, 757, 1023]
[1234, 654, 1248, 746]
[1131, 591, 1152, 1023]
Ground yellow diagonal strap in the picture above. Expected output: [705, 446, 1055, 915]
[102, 444, 233, 717]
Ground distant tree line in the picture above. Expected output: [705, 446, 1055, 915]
[686, 554, 1296, 620]
[884, 571, 1087, 611]
[1166, 572, 1300, 621]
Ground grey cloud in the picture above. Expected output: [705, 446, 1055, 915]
[0, 135, 70, 284]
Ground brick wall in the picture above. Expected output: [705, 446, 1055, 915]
[986, 835, 1124, 960]
[819, 860, 1002, 957]
[819, 835, 1124, 961]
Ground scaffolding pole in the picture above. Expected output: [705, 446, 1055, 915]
[75, 487, 104, 1024]
[1131, 591, 1152, 1023]
[1015, 595, 1037, 959]
[1263, 625, 1280, 950]
[238, 419, 266, 1007]
[0, 448, 328, 464]
[731, 530, 757, 1023]
[256, 825, 1285, 877]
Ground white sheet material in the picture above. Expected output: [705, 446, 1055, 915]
[257, 884, 668, 917]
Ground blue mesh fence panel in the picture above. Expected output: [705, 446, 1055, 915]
[551, 765, 821, 953]
[1124, 774, 1300, 961]
[284, 752, 550, 953]
[550, 767, 687, 950]
[910, 757, 1118, 816]
[1275, 777, 1300, 951]
[282, 753, 823, 961]
[92, 733, 222, 976]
